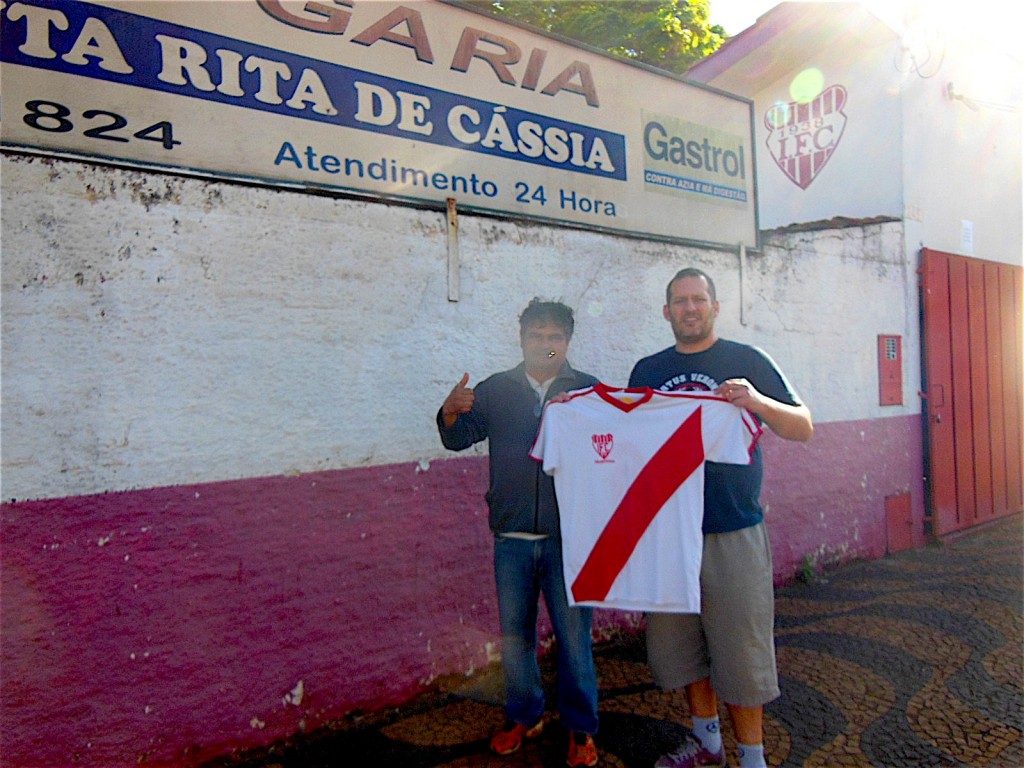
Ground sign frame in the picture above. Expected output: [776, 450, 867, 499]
[0, 0, 761, 251]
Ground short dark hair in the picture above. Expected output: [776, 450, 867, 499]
[519, 298, 575, 339]
[666, 268, 717, 304]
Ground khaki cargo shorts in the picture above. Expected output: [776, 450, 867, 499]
[645, 522, 780, 707]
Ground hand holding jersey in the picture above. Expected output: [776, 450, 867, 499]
[717, 377, 813, 442]
[716, 378, 754, 405]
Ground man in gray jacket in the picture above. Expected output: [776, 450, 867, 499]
[437, 298, 599, 768]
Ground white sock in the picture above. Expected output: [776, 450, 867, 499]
[737, 742, 767, 768]
[691, 716, 722, 753]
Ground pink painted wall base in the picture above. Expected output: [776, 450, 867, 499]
[0, 415, 923, 766]
[763, 414, 926, 579]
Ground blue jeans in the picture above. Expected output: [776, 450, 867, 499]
[493, 535, 599, 734]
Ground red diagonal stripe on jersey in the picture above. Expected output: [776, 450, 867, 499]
[571, 408, 705, 603]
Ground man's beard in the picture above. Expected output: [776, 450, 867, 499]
[672, 316, 713, 345]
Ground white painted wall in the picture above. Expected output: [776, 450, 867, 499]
[901, 38, 1023, 266]
[1, 154, 915, 501]
[706, 5, 1022, 266]
[752, 15, 904, 228]
[754, 221, 920, 424]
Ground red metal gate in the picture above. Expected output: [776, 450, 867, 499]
[920, 248, 1023, 536]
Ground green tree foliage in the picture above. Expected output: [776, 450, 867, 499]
[462, 0, 726, 74]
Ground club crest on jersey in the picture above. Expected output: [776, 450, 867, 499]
[592, 433, 614, 462]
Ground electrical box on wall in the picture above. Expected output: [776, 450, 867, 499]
[878, 335, 903, 405]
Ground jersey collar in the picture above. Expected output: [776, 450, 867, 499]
[594, 382, 654, 412]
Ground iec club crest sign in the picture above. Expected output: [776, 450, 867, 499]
[592, 433, 614, 462]
[764, 84, 847, 190]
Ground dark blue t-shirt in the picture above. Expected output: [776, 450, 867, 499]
[628, 339, 801, 534]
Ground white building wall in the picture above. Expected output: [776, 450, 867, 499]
[2, 153, 915, 501]
[901, 38, 1023, 266]
[752, 221, 919, 423]
[743, 6, 1021, 267]
[752, 14, 904, 229]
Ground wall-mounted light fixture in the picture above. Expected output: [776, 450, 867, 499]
[945, 82, 1019, 112]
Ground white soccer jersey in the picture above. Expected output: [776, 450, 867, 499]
[530, 383, 761, 612]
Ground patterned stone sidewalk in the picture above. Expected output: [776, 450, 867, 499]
[209, 514, 1023, 768]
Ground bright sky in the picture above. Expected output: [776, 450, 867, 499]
[709, 0, 779, 35]
[708, 1, 1020, 120]
[710, 0, 1019, 52]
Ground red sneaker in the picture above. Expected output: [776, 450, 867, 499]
[567, 731, 598, 767]
[489, 718, 544, 755]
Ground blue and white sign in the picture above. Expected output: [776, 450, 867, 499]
[0, 0, 758, 247]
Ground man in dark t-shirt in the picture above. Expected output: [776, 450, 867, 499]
[629, 268, 813, 768]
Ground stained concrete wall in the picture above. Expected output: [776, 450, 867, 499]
[1, 155, 919, 499]
[1, 153, 924, 765]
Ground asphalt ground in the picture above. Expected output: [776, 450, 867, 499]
[207, 514, 1023, 768]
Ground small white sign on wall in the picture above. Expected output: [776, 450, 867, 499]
[960, 219, 974, 254]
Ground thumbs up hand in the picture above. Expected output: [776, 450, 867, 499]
[441, 373, 475, 427]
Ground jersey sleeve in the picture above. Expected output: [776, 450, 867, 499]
[701, 401, 762, 465]
[529, 402, 561, 475]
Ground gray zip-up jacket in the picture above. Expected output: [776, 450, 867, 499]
[436, 362, 598, 536]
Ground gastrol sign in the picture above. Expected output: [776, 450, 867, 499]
[0, 0, 758, 248]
